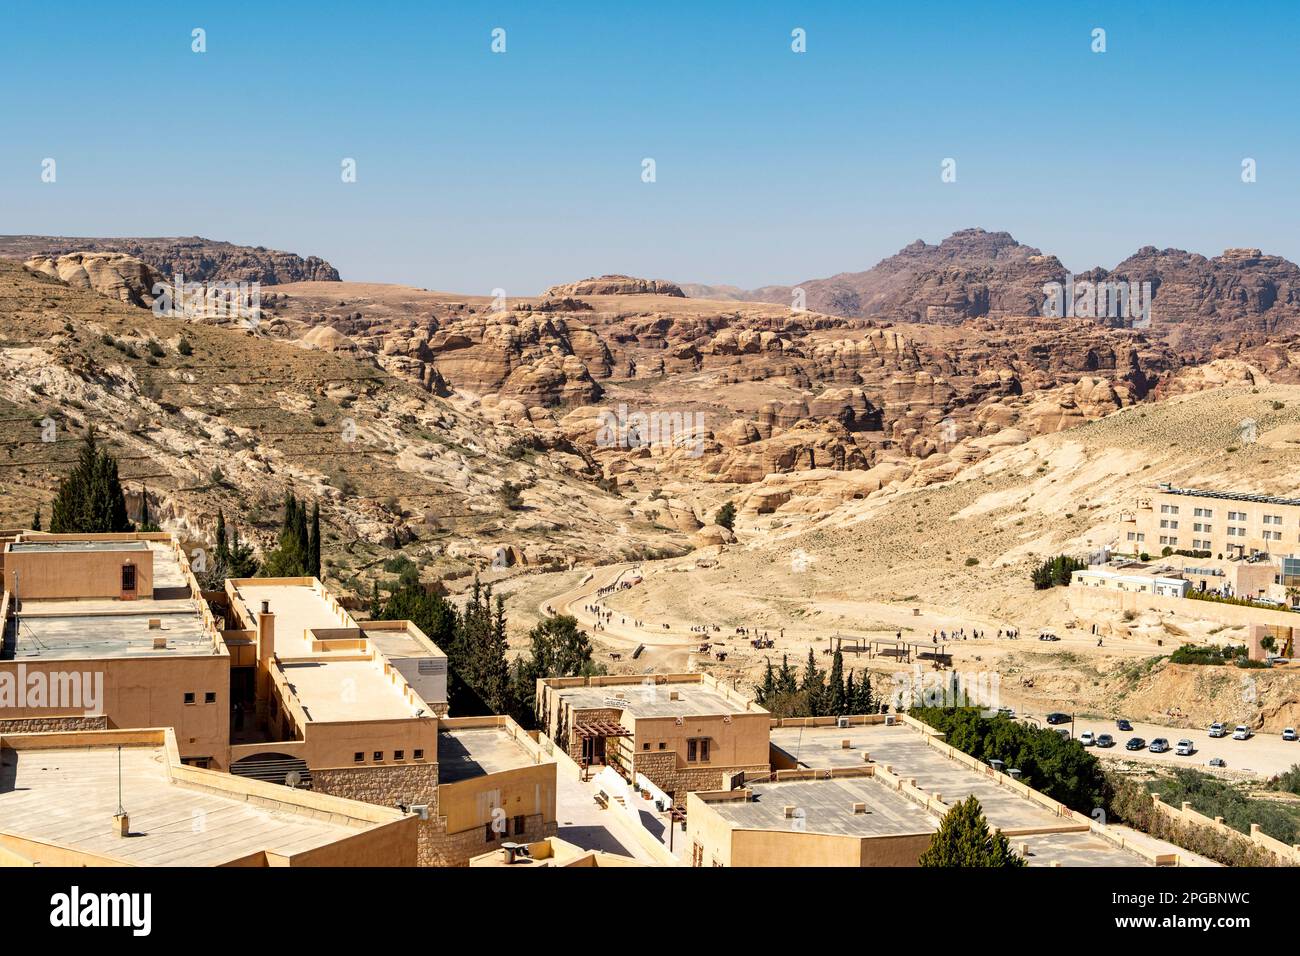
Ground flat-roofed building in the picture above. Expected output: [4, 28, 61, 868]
[743, 716, 1194, 867]
[223, 577, 555, 866]
[1, 533, 230, 769]
[1128, 484, 1300, 560]
[1071, 565, 1191, 598]
[688, 768, 938, 867]
[0, 727, 416, 867]
[536, 674, 770, 799]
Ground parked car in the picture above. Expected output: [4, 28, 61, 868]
[1176, 739, 1195, 756]
[1096, 734, 1115, 748]
[1126, 737, 1146, 751]
[1208, 722, 1226, 738]
[1046, 712, 1071, 725]
[1233, 725, 1252, 740]
[1080, 731, 1096, 747]
[1054, 728, 1071, 740]
[1284, 728, 1298, 741]
[1115, 719, 1133, 732]
[997, 707, 1015, 719]
[1038, 632, 1060, 642]
[1149, 738, 1171, 753]
[1208, 757, 1227, 768]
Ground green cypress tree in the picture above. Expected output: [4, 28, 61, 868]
[31, 507, 40, 532]
[214, 510, 229, 563]
[919, 795, 1025, 867]
[777, 654, 797, 696]
[801, 648, 824, 716]
[827, 649, 846, 715]
[757, 659, 776, 705]
[308, 502, 322, 578]
[49, 428, 132, 533]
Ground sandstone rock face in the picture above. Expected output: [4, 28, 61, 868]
[1107, 246, 1300, 351]
[686, 228, 1300, 358]
[24, 252, 161, 307]
[3, 235, 339, 284]
[543, 275, 685, 298]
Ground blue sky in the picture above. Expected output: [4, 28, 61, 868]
[2, 1, 1297, 293]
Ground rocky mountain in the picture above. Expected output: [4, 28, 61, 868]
[543, 274, 684, 297]
[0, 260, 699, 591]
[687, 228, 1300, 353]
[0, 235, 340, 285]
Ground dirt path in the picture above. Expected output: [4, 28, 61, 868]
[537, 563, 704, 672]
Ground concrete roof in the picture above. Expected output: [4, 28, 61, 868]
[7, 601, 214, 660]
[437, 727, 537, 783]
[232, 581, 426, 722]
[278, 659, 423, 722]
[0, 745, 373, 866]
[711, 775, 937, 838]
[769, 723, 1166, 866]
[554, 681, 753, 719]
[363, 625, 445, 661]
[8, 540, 149, 553]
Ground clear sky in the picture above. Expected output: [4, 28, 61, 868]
[2, 1, 1297, 294]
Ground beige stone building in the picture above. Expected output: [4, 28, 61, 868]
[536, 673, 770, 800]
[687, 715, 1197, 867]
[1127, 484, 1300, 560]
[0, 726, 417, 866]
[1, 531, 556, 866]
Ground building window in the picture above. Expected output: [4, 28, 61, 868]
[513, 815, 525, 835]
[394, 750, 404, 760]
[413, 749, 424, 760]
[373, 751, 383, 761]
[205, 691, 216, 703]
[121, 564, 137, 592]
[183, 692, 195, 704]
[687, 739, 697, 762]
[658, 741, 666, 749]
[643, 742, 651, 750]
[354, 752, 364, 762]
[687, 737, 710, 763]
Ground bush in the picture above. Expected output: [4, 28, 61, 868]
[177, 338, 193, 356]
[714, 501, 737, 531]
[1168, 643, 1247, 666]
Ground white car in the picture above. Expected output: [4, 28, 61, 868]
[1176, 739, 1195, 756]
[1233, 725, 1252, 740]
[1079, 731, 1096, 746]
[1208, 723, 1226, 738]
[1284, 728, 1298, 741]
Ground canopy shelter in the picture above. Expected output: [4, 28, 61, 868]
[574, 718, 633, 738]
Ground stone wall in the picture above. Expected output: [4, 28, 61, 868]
[0, 715, 108, 734]
[424, 812, 557, 868]
[312, 762, 559, 867]
[633, 750, 767, 799]
[313, 763, 440, 865]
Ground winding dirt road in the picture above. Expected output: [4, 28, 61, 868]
[537, 563, 706, 672]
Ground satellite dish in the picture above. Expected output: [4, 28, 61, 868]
[284, 770, 302, 788]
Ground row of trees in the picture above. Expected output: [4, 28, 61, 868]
[754, 649, 876, 718]
[261, 491, 321, 578]
[1030, 553, 1087, 589]
[912, 706, 1109, 814]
